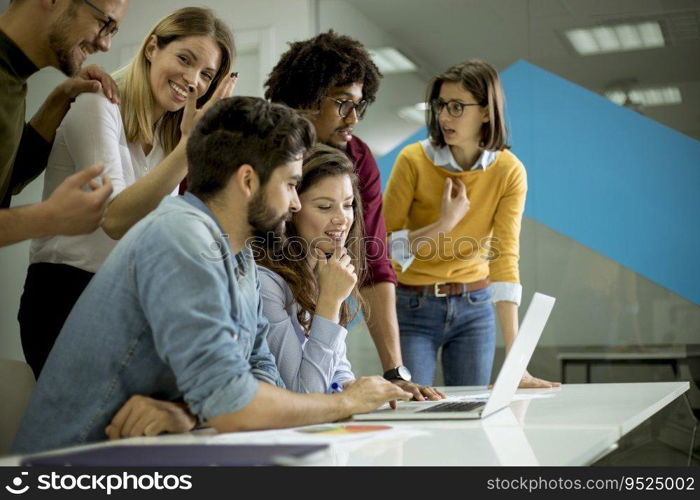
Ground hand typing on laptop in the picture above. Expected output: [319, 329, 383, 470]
[390, 379, 446, 402]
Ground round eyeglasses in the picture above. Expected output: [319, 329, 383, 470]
[326, 97, 369, 120]
[430, 98, 481, 118]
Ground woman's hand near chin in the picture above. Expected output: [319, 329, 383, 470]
[314, 247, 357, 324]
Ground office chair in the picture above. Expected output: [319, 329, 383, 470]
[0, 358, 35, 455]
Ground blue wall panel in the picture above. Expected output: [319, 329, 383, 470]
[376, 127, 427, 192]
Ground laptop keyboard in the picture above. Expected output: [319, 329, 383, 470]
[417, 401, 485, 413]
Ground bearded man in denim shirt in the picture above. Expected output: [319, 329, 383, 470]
[13, 97, 410, 454]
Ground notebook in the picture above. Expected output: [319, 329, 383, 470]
[21, 443, 328, 466]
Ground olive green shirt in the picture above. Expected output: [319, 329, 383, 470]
[0, 28, 51, 208]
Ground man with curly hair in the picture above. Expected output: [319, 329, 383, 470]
[265, 31, 443, 401]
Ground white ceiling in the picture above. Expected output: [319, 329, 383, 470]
[325, 0, 700, 153]
[2, 0, 697, 154]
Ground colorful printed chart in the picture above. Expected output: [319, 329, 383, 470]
[296, 424, 393, 435]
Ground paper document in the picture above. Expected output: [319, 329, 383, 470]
[208, 423, 420, 445]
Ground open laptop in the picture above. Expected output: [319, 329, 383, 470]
[353, 292, 556, 421]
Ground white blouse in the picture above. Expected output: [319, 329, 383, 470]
[30, 92, 175, 273]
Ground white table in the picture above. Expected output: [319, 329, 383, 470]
[444, 382, 689, 436]
[0, 382, 688, 466]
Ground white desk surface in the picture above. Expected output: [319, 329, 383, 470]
[440, 382, 689, 436]
[0, 382, 688, 467]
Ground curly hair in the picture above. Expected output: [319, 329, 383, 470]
[264, 30, 382, 111]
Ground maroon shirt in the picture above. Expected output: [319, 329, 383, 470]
[346, 136, 397, 287]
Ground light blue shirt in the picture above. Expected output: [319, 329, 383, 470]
[258, 266, 354, 394]
[13, 193, 283, 454]
[420, 138, 498, 172]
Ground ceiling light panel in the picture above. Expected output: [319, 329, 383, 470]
[369, 47, 417, 73]
[398, 104, 426, 124]
[604, 86, 682, 107]
[566, 21, 665, 55]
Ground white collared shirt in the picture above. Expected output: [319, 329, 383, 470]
[388, 140, 522, 305]
[421, 139, 498, 172]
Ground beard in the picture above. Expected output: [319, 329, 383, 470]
[247, 189, 291, 249]
[47, 7, 81, 76]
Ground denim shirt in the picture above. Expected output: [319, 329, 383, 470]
[13, 193, 283, 454]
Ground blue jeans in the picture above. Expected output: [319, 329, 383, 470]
[397, 286, 496, 386]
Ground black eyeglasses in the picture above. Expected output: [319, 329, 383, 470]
[431, 98, 481, 118]
[82, 0, 120, 38]
[326, 97, 369, 119]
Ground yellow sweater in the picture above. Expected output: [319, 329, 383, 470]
[383, 142, 527, 286]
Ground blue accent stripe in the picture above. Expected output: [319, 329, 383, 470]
[377, 127, 427, 192]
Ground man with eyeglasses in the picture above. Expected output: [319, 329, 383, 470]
[264, 31, 445, 402]
[0, 0, 129, 247]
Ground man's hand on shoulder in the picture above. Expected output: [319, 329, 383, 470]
[53, 64, 120, 105]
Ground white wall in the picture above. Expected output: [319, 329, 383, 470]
[0, 0, 315, 361]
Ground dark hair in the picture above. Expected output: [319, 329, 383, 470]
[186, 96, 316, 200]
[255, 144, 367, 331]
[264, 30, 382, 111]
[426, 60, 509, 150]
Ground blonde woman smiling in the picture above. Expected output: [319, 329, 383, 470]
[19, 7, 236, 377]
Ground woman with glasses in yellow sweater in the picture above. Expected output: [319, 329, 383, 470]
[384, 60, 559, 388]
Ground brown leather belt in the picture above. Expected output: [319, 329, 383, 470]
[397, 278, 491, 297]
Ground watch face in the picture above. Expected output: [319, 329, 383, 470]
[398, 365, 412, 382]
